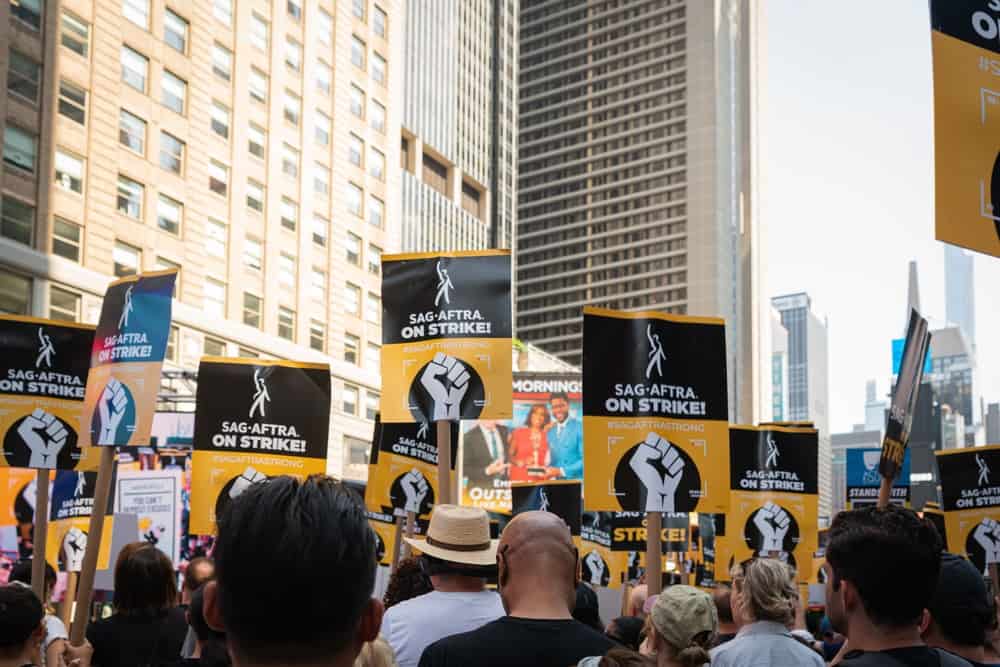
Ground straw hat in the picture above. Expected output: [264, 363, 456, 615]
[402, 504, 498, 567]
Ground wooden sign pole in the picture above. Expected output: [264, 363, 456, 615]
[390, 514, 405, 573]
[877, 477, 892, 510]
[436, 421, 452, 505]
[60, 571, 77, 628]
[69, 447, 115, 645]
[645, 511, 662, 595]
[31, 469, 50, 602]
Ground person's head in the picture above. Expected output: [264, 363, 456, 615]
[628, 584, 649, 618]
[8, 559, 56, 601]
[588, 647, 655, 666]
[183, 557, 215, 602]
[479, 419, 497, 432]
[0, 584, 45, 662]
[525, 404, 550, 430]
[114, 542, 177, 616]
[496, 510, 578, 614]
[353, 638, 397, 667]
[921, 553, 994, 653]
[648, 585, 717, 667]
[204, 475, 381, 667]
[712, 584, 736, 629]
[188, 585, 231, 667]
[730, 557, 796, 626]
[550, 393, 570, 423]
[574, 583, 604, 632]
[382, 556, 432, 608]
[607, 616, 646, 651]
[401, 505, 498, 589]
[825, 505, 942, 634]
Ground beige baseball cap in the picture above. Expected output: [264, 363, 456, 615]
[650, 585, 718, 651]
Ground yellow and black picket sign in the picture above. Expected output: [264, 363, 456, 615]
[190, 358, 331, 535]
[367, 510, 428, 567]
[581, 511, 626, 589]
[0, 316, 101, 471]
[728, 425, 819, 582]
[922, 501, 948, 546]
[610, 511, 690, 553]
[931, 1, 1000, 257]
[380, 250, 512, 423]
[936, 444, 1000, 575]
[582, 307, 730, 513]
[511, 480, 582, 535]
[46, 471, 114, 570]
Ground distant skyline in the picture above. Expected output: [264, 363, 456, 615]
[765, 0, 1000, 434]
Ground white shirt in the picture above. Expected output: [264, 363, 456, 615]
[381, 589, 505, 667]
[479, 426, 504, 462]
[43, 614, 68, 666]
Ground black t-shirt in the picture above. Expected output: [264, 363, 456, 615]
[86, 607, 188, 667]
[418, 616, 615, 667]
[841, 647, 973, 667]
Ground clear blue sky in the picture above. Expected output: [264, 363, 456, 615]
[765, 0, 1000, 433]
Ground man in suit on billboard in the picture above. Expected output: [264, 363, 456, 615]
[546, 393, 583, 480]
[464, 420, 510, 487]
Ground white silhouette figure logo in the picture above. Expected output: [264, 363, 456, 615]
[417, 421, 429, 440]
[36, 327, 55, 368]
[765, 435, 779, 469]
[584, 550, 606, 585]
[249, 368, 271, 419]
[118, 285, 134, 330]
[754, 501, 791, 553]
[645, 324, 666, 380]
[401, 469, 429, 513]
[434, 260, 454, 307]
[420, 353, 470, 421]
[18, 408, 68, 468]
[977, 454, 991, 487]
[74, 472, 86, 498]
[630, 432, 684, 512]
[97, 378, 128, 445]
[63, 527, 87, 572]
[538, 487, 550, 512]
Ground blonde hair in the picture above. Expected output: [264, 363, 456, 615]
[354, 638, 397, 667]
[731, 558, 797, 625]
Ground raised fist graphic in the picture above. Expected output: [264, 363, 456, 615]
[584, 550, 606, 585]
[229, 466, 267, 499]
[420, 353, 470, 421]
[402, 469, 429, 514]
[629, 432, 684, 512]
[754, 501, 791, 553]
[974, 518, 1000, 568]
[63, 527, 87, 572]
[18, 409, 68, 468]
[97, 378, 128, 445]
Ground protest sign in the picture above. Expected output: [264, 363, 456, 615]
[46, 471, 114, 571]
[380, 250, 512, 424]
[610, 512, 690, 553]
[929, 0, 1000, 257]
[695, 513, 717, 588]
[0, 468, 41, 559]
[114, 469, 183, 563]
[935, 444, 1000, 575]
[190, 358, 330, 535]
[922, 502, 948, 546]
[714, 513, 733, 582]
[366, 421, 457, 521]
[582, 307, 729, 513]
[728, 425, 819, 581]
[847, 447, 910, 508]
[511, 480, 581, 535]
[581, 511, 626, 589]
[368, 509, 428, 567]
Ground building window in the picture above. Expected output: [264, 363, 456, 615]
[211, 101, 230, 139]
[204, 335, 226, 356]
[243, 292, 262, 328]
[206, 218, 227, 259]
[369, 196, 384, 228]
[373, 5, 387, 37]
[345, 232, 361, 266]
[314, 164, 330, 197]
[0, 196, 33, 245]
[8, 50, 40, 104]
[52, 217, 81, 262]
[248, 123, 266, 159]
[249, 68, 268, 104]
[287, 0, 301, 21]
[204, 278, 226, 318]
[365, 343, 380, 374]
[276, 198, 297, 232]
[310, 268, 325, 300]
[54, 150, 84, 193]
[351, 36, 366, 69]
[365, 391, 379, 420]
[250, 14, 269, 51]
[212, 43, 232, 81]
[49, 286, 80, 322]
[213, 0, 232, 26]
[371, 100, 386, 133]
[155, 257, 181, 293]
[344, 333, 360, 364]
[342, 385, 358, 415]
[165, 326, 178, 361]
[61, 12, 89, 56]
[462, 181, 482, 219]
[368, 244, 381, 275]
[312, 214, 329, 247]
[283, 90, 301, 126]
[161, 70, 186, 114]
[352, 0, 366, 21]
[58, 80, 87, 125]
[401, 137, 411, 171]
[157, 194, 182, 236]
[366, 292, 380, 324]
[346, 436, 370, 465]
[113, 240, 141, 277]
[10, 0, 42, 29]
[316, 61, 332, 95]
[3, 126, 36, 173]
[278, 253, 296, 288]
[281, 143, 299, 178]
[372, 52, 386, 85]
[238, 347, 259, 358]
[123, 0, 149, 29]
[309, 320, 325, 352]
[350, 84, 365, 118]
[209, 160, 228, 197]
[347, 183, 363, 217]
[0, 270, 31, 314]
[348, 134, 364, 167]
[278, 307, 295, 340]
[422, 154, 448, 195]
[159, 131, 184, 174]
[121, 46, 148, 92]
[344, 283, 361, 315]
[243, 237, 263, 271]
[117, 175, 144, 220]
[285, 36, 302, 72]
[315, 111, 331, 146]
[119, 109, 146, 154]
[370, 148, 385, 181]
[246, 179, 264, 213]
[164, 9, 188, 53]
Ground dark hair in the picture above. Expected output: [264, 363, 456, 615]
[113, 542, 177, 616]
[8, 560, 56, 592]
[214, 475, 376, 664]
[524, 404, 551, 428]
[607, 616, 644, 651]
[713, 584, 734, 623]
[826, 506, 942, 627]
[183, 557, 215, 594]
[599, 647, 655, 666]
[0, 584, 43, 652]
[383, 556, 433, 608]
[189, 586, 231, 667]
[550, 393, 570, 404]
[574, 583, 604, 632]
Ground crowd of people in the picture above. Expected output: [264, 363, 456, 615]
[1, 474, 999, 667]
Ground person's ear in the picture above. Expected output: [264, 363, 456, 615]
[918, 608, 932, 637]
[32, 621, 46, 645]
[202, 580, 226, 633]
[357, 598, 384, 644]
[841, 579, 859, 614]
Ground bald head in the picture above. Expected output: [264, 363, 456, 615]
[497, 511, 578, 617]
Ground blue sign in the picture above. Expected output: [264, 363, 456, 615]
[847, 448, 910, 488]
[891, 338, 932, 376]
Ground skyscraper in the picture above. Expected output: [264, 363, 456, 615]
[771, 308, 789, 422]
[399, 0, 518, 252]
[0, 0, 401, 479]
[944, 244, 975, 346]
[987, 403, 1000, 444]
[515, 0, 766, 423]
[772, 292, 831, 519]
[928, 326, 979, 447]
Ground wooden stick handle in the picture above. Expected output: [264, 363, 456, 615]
[877, 477, 893, 510]
[646, 512, 662, 596]
[31, 468, 50, 602]
[61, 572, 77, 629]
[390, 514, 405, 574]
[436, 421, 452, 506]
[70, 447, 115, 645]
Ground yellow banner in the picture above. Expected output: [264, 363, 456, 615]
[936, 444, 1000, 575]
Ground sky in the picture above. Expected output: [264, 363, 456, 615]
[764, 0, 1000, 434]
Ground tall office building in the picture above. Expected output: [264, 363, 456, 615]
[928, 326, 979, 446]
[516, 0, 767, 423]
[772, 292, 831, 519]
[944, 244, 974, 346]
[399, 0, 518, 252]
[864, 379, 887, 435]
[0, 0, 402, 479]
[987, 402, 1000, 443]
[771, 307, 789, 422]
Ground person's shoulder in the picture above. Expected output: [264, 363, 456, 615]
[419, 622, 495, 666]
[45, 613, 69, 639]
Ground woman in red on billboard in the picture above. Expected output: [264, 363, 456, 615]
[508, 404, 552, 481]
